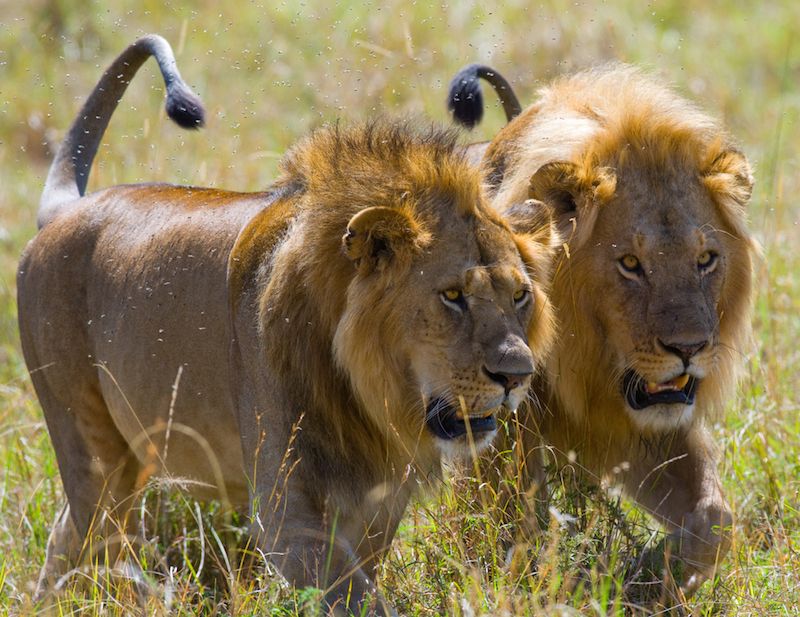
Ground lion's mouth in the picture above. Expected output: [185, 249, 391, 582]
[425, 398, 497, 440]
[622, 370, 698, 410]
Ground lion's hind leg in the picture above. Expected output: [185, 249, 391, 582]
[35, 503, 82, 598]
[29, 372, 142, 602]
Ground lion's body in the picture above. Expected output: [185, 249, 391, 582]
[19, 186, 266, 506]
[20, 36, 558, 614]
[465, 64, 757, 589]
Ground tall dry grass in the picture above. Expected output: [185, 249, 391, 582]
[1, 1, 798, 614]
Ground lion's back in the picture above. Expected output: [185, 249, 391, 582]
[17, 185, 274, 502]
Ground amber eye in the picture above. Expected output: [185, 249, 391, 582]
[441, 289, 466, 309]
[513, 288, 531, 307]
[698, 250, 717, 271]
[619, 254, 641, 273]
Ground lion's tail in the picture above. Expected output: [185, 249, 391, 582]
[38, 34, 205, 228]
[446, 64, 522, 130]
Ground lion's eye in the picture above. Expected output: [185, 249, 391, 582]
[441, 289, 466, 309]
[619, 255, 641, 272]
[619, 254, 642, 273]
[698, 250, 718, 272]
[513, 288, 531, 308]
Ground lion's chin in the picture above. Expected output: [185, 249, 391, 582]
[622, 370, 698, 431]
[625, 402, 695, 432]
[425, 398, 498, 455]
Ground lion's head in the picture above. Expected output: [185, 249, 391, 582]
[343, 205, 557, 455]
[252, 122, 558, 461]
[486, 66, 756, 434]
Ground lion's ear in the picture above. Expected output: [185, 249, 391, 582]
[703, 149, 754, 238]
[528, 161, 580, 218]
[703, 149, 753, 204]
[503, 198, 559, 250]
[528, 160, 615, 248]
[343, 206, 428, 273]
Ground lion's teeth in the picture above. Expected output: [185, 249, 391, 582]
[673, 374, 690, 389]
[645, 374, 690, 394]
[463, 411, 495, 420]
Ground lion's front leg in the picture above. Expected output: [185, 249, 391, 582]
[235, 398, 396, 614]
[670, 492, 733, 595]
[626, 427, 732, 593]
[253, 492, 395, 616]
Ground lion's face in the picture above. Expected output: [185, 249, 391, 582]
[529, 148, 754, 434]
[581, 172, 731, 431]
[337, 198, 556, 458]
[407, 217, 544, 454]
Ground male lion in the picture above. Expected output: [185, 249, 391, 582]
[447, 63, 757, 592]
[18, 36, 558, 615]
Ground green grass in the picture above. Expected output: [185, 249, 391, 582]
[1, 1, 799, 615]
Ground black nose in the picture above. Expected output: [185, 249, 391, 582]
[657, 339, 708, 366]
[484, 367, 531, 394]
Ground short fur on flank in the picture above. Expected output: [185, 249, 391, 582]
[450, 62, 757, 593]
[18, 36, 559, 615]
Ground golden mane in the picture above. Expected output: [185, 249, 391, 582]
[492, 66, 750, 231]
[279, 119, 486, 219]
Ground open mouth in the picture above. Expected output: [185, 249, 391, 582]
[425, 398, 497, 440]
[622, 370, 698, 410]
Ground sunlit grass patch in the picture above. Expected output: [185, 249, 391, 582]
[1, 0, 799, 614]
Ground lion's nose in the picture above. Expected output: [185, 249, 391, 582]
[483, 367, 532, 394]
[657, 338, 708, 366]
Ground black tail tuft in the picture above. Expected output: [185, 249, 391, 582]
[447, 64, 522, 130]
[166, 81, 206, 129]
[447, 64, 485, 129]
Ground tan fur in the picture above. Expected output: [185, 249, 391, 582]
[18, 38, 559, 614]
[478, 64, 756, 591]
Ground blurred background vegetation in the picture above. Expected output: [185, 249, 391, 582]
[1, 0, 798, 614]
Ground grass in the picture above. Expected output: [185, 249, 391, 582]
[1, 0, 799, 615]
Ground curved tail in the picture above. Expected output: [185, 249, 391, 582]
[38, 34, 205, 228]
[446, 64, 522, 130]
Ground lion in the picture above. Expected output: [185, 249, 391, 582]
[18, 36, 559, 615]
[447, 63, 757, 592]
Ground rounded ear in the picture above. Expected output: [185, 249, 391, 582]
[528, 160, 614, 248]
[342, 206, 428, 273]
[703, 149, 754, 240]
[528, 161, 580, 218]
[703, 148, 753, 205]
